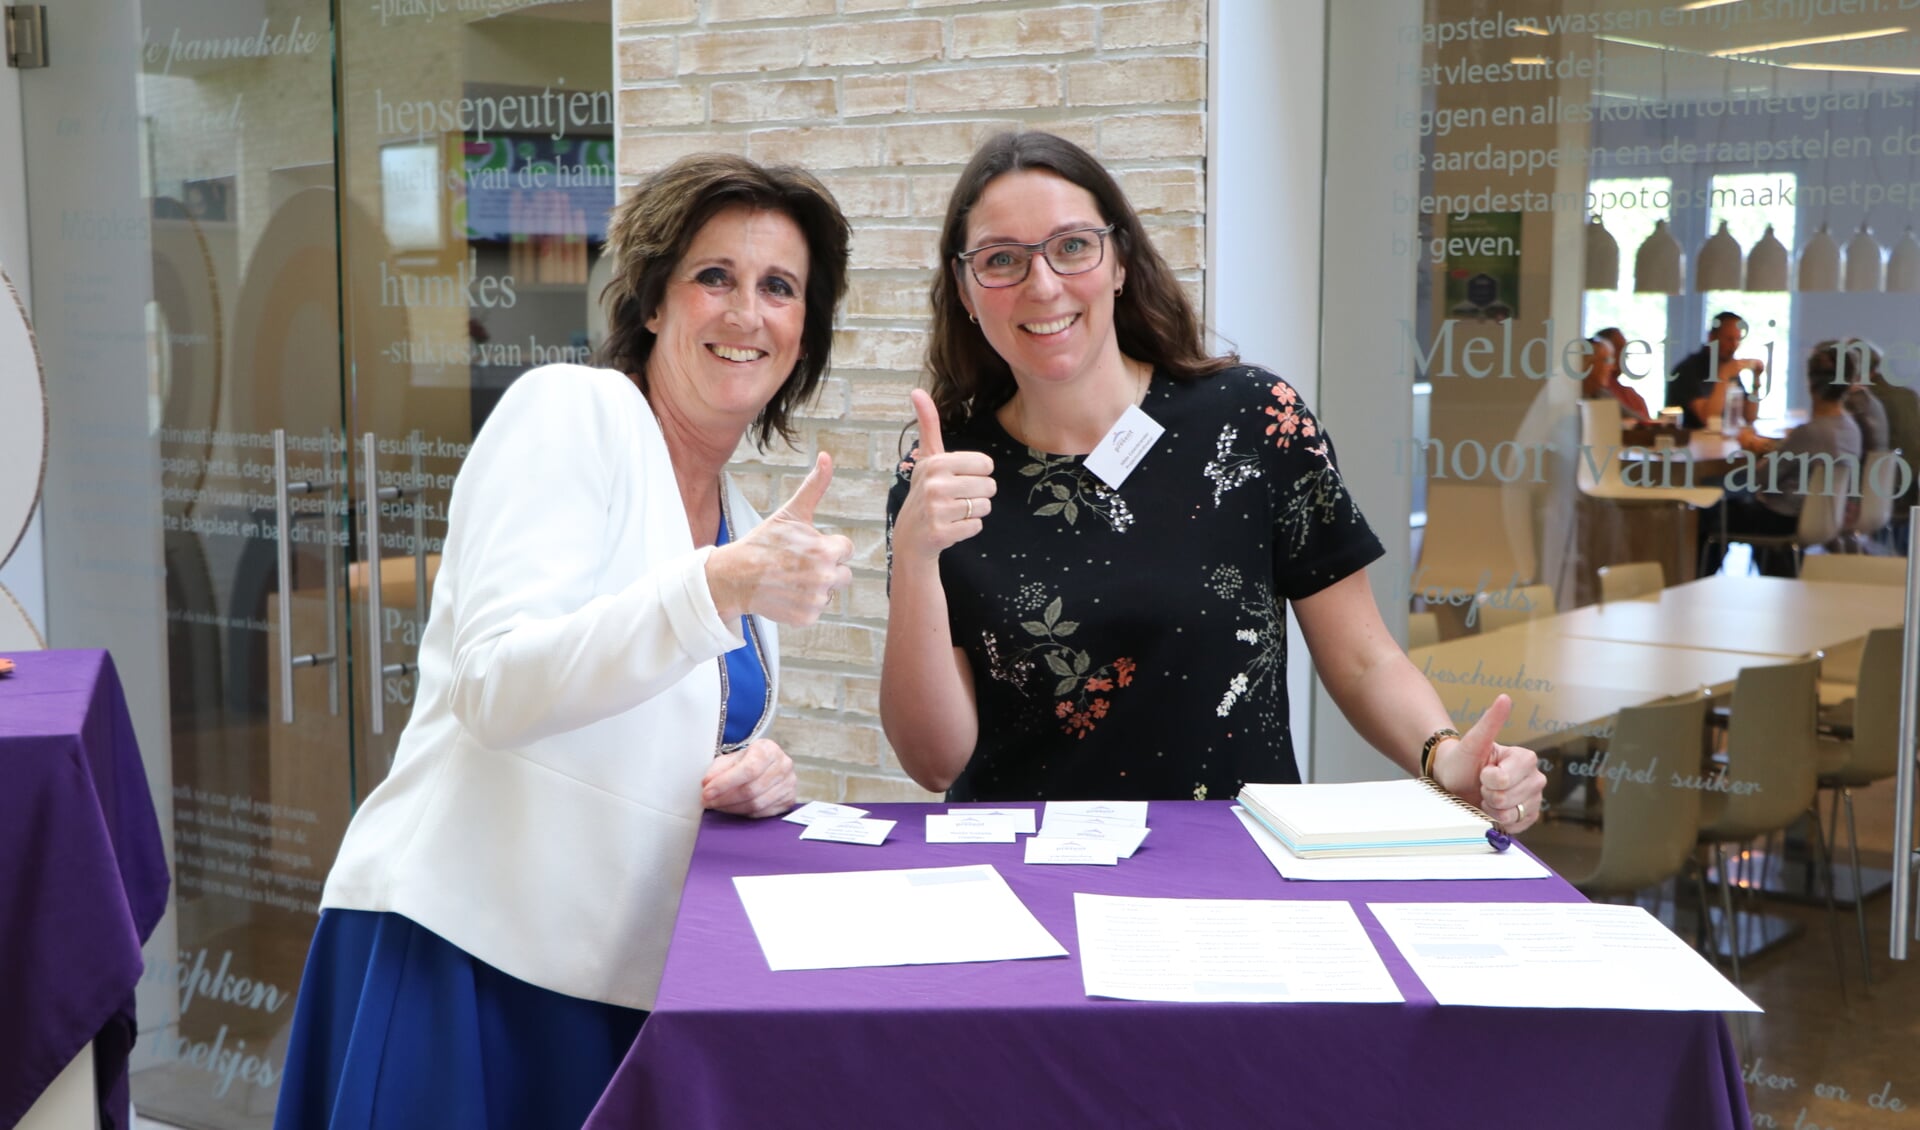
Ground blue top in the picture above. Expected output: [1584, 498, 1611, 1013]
[715, 512, 769, 748]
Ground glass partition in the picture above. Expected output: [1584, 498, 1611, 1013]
[1340, 3, 1920, 1125]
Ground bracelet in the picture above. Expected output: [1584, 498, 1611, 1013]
[1420, 728, 1462, 778]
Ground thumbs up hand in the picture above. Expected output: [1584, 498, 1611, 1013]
[892, 389, 997, 566]
[708, 452, 854, 626]
[1428, 694, 1546, 833]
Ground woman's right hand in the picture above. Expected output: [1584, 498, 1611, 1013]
[708, 452, 854, 626]
[892, 389, 996, 565]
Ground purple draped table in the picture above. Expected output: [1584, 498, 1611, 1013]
[586, 801, 1749, 1130]
[0, 650, 169, 1130]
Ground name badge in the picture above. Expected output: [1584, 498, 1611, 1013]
[1083, 404, 1164, 489]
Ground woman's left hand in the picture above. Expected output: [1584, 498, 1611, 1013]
[1430, 694, 1546, 833]
[701, 738, 797, 818]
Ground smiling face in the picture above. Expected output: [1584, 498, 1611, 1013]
[957, 170, 1126, 394]
[644, 205, 809, 435]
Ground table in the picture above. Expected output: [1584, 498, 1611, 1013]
[585, 803, 1748, 1130]
[0, 651, 170, 1130]
[1548, 575, 1903, 658]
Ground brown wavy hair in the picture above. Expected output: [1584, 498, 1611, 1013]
[596, 153, 850, 449]
[926, 131, 1235, 430]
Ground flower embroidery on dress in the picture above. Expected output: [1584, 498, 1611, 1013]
[984, 593, 1135, 738]
[1018, 450, 1135, 532]
[1210, 567, 1287, 724]
[1202, 423, 1262, 506]
[1274, 444, 1359, 557]
[1262, 381, 1319, 451]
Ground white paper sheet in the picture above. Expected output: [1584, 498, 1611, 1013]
[926, 813, 1017, 843]
[947, 806, 1038, 835]
[1073, 893, 1403, 1003]
[1233, 807, 1547, 881]
[1368, 902, 1761, 1012]
[733, 865, 1068, 972]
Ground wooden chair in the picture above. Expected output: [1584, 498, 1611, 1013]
[1596, 561, 1664, 604]
[1816, 627, 1906, 986]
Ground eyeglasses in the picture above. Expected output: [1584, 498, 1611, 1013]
[956, 226, 1114, 288]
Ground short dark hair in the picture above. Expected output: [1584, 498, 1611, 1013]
[1709, 311, 1746, 334]
[925, 130, 1234, 429]
[597, 153, 851, 449]
[1806, 339, 1875, 401]
[1596, 326, 1627, 354]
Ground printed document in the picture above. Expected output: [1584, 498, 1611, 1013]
[1073, 893, 1402, 1004]
[1234, 807, 1547, 881]
[733, 864, 1067, 972]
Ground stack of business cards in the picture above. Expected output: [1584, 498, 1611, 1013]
[1026, 802, 1150, 865]
[785, 801, 895, 846]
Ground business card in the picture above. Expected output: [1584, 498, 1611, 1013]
[945, 806, 1038, 835]
[783, 801, 872, 826]
[925, 813, 1019, 843]
[798, 817, 896, 846]
[1024, 837, 1121, 866]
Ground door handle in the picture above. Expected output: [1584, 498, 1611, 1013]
[272, 428, 339, 724]
[362, 433, 417, 736]
[1893, 521, 1920, 960]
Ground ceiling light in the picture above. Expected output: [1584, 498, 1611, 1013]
[1889, 228, 1920, 293]
[1712, 27, 1908, 56]
[1634, 219, 1684, 294]
[1585, 217, 1619, 290]
[1845, 224, 1885, 292]
[1745, 225, 1788, 291]
[1783, 62, 1920, 76]
[1697, 221, 1743, 291]
[1799, 223, 1841, 292]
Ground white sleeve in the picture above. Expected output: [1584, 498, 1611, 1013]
[440, 366, 743, 750]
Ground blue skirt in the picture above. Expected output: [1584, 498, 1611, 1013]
[273, 909, 646, 1130]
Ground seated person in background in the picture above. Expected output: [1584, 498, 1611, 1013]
[1669, 311, 1763, 431]
[1836, 338, 1890, 453]
[1698, 340, 1863, 577]
[1861, 340, 1920, 525]
[1581, 329, 1653, 425]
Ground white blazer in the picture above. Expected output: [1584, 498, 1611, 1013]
[322, 364, 777, 1010]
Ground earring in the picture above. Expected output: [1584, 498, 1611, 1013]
[1114, 284, 1124, 297]
[968, 313, 978, 324]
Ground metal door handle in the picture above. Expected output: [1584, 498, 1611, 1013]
[1893, 521, 1919, 959]
[362, 433, 415, 735]
[272, 428, 339, 723]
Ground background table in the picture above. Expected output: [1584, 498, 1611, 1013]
[586, 802, 1747, 1130]
[1, 651, 169, 1130]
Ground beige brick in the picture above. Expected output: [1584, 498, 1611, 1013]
[1146, 221, 1202, 271]
[617, 37, 675, 81]
[842, 74, 911, 119]
[787, 469, 892, 522]
[910, 171, 961, 217]
[783, 621, 882, 666]
[679, 30, 805, 75]
[619, 132, 739, 178]
[847, 526, 891, 571]
[775, 713, 884, 766]
[846, 272, 929, 319]
[849, 375, 920, 423]
[848, 573, 891, 620]
[792, 763, 845, 803]
[1099, 112, 1204, 158]
[914, 66, 1061, 114]
[807, 19, 943, 67]
[617, 0, 694, 24]
[833, 325, 930, 369]
[844, 675, 882, 717]
[820, 174, 911, 218]
[952, 7, 1097, 59]
[816, 427, 874, 471]
[911, 0, 996, 8]
[728, 469, 776, 511]
[842, 772, 943, 803]
[850, 227, 939, 272]
[712, 78, 835, 123]
[748, 125, 883, 169]
[844, 0, 910, 10]
[780, 668, 843, 711]
[1018, 118, 1098, 153]
[732, 437, 814, 467]
[1067, 56, 1204, 107]
[885, 120, 1019, 167]
[799, 377, 851, 420]
[1101, 0, 1205, 50]
[709, 0, 834, 21]
[1119, 167, 1203, 215]
[618, 86, 705, 129]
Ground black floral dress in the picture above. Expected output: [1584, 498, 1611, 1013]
[887, 365, 1384, 803]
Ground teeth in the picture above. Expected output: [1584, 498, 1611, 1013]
[1022, 315, 1076, 335]
[709, 345, 766, 363]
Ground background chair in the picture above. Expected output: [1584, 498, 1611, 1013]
[1569, 399, 1722, 590]
[1800, 553, 1909, 586]
[1816, 627, 1906, 986]
[1703, 462, 1849, 577]
[1597, 560, 1664, 604]
[1406, 611, 1440, 650]
[1696, 655, 1847, 991]
[1848, 449, 1900, 551]
[1522, 694, 1708, 904]
[1473, 583, 1556, 633]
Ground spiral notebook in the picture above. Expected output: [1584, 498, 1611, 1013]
[1235, 779, 1497, 858]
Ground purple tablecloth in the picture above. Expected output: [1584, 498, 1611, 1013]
[586, 801, 1748, 1130]
[0, 650, 169, 1130]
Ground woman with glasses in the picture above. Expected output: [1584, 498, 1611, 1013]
[882, 130, 1545, 825]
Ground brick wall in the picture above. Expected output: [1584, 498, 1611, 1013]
[614, 0, 1209, 802]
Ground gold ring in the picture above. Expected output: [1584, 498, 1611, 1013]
[1515, 801, 1526, 823]
[963, 497, 974, 521]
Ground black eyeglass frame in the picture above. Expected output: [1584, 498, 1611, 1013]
[954, 225, 1116, 288]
